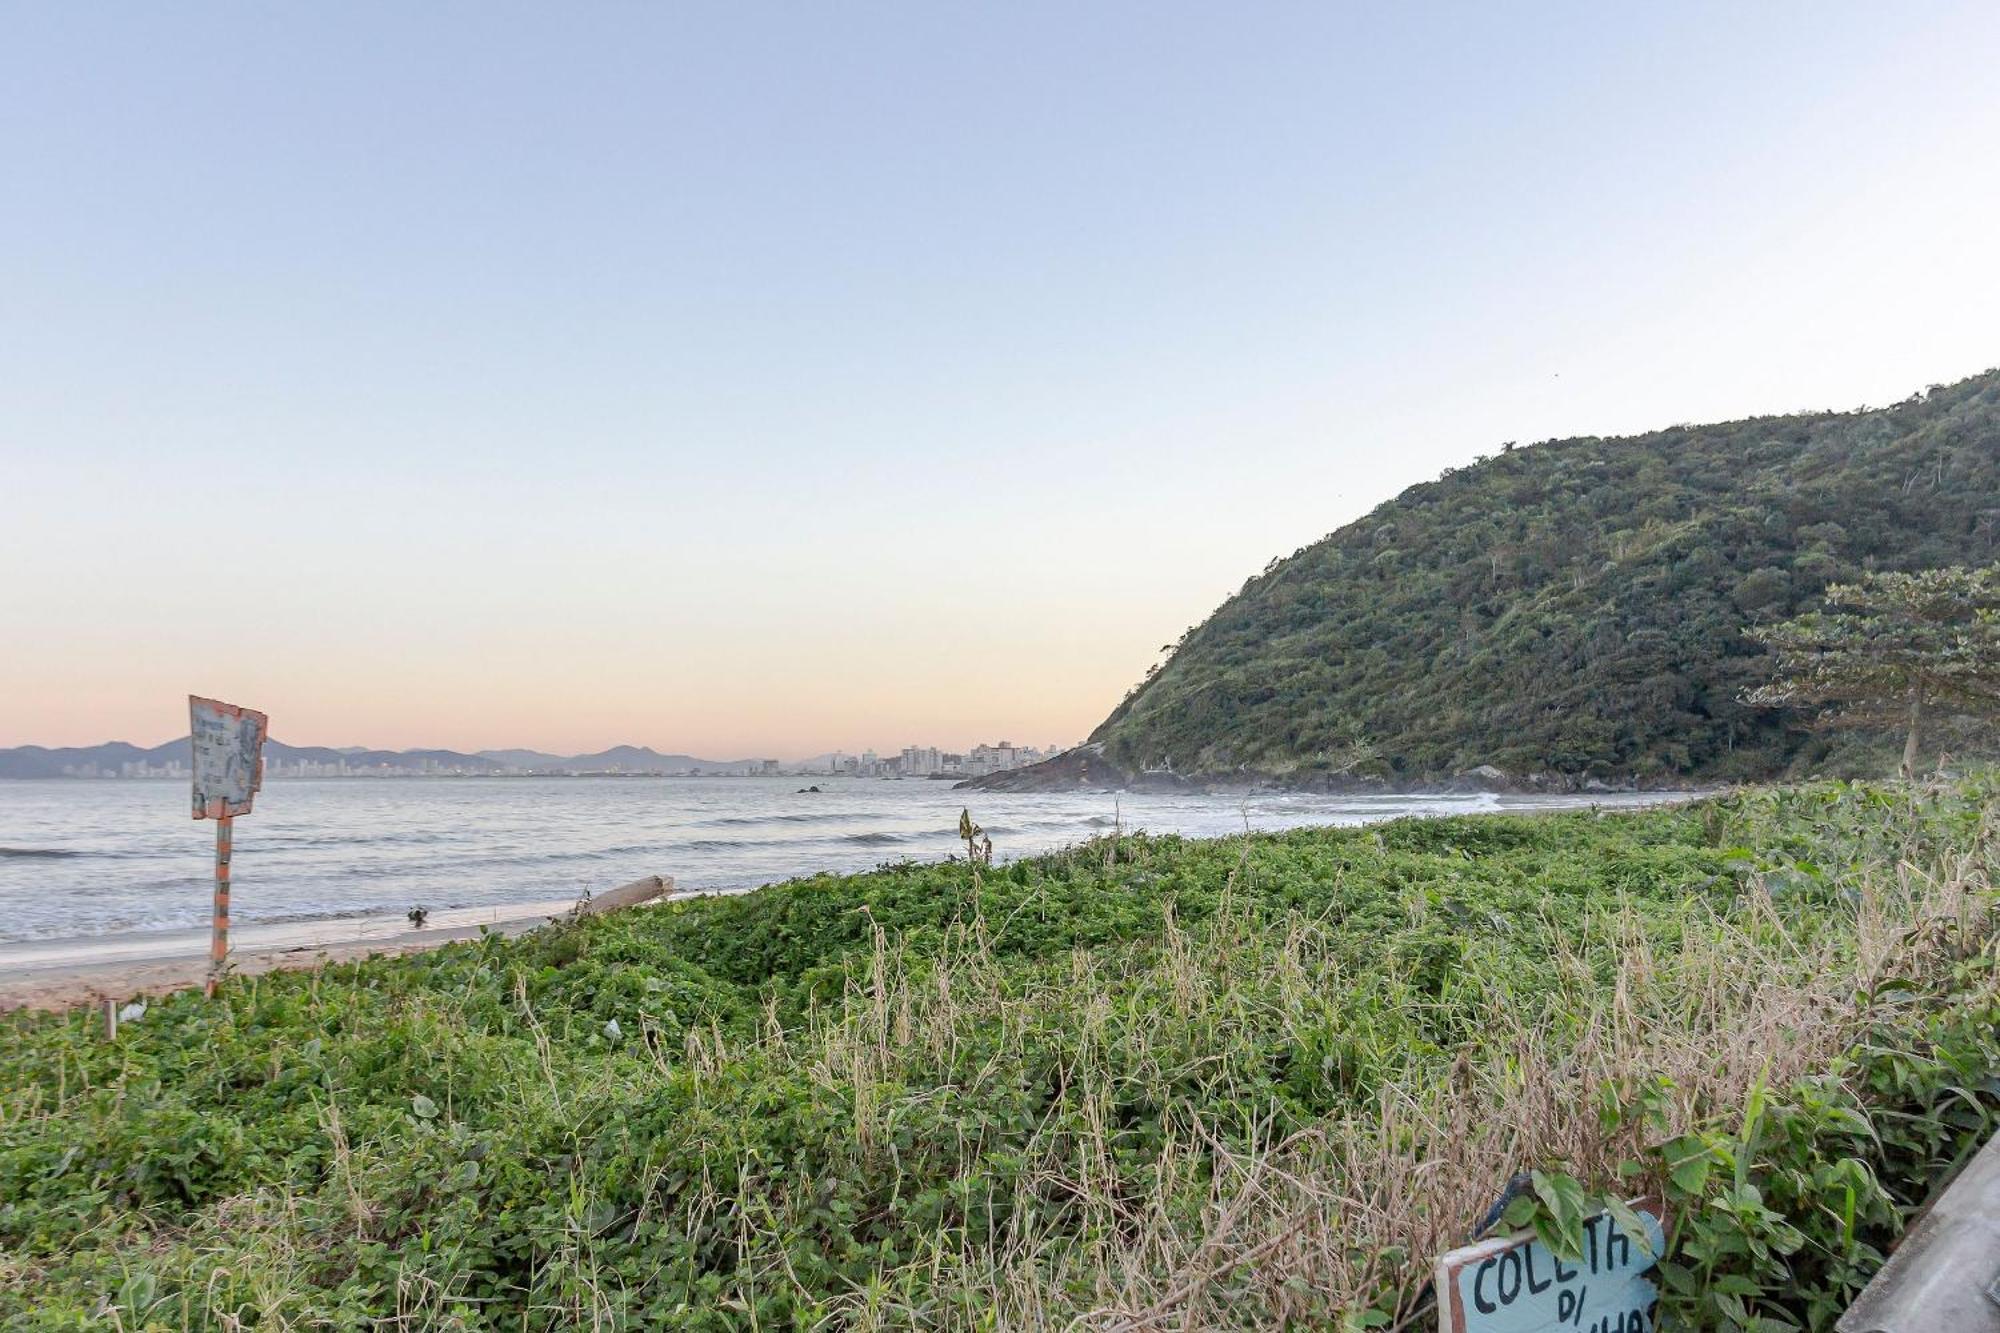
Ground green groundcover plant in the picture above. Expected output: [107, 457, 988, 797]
[2, 775, 1994, 1330]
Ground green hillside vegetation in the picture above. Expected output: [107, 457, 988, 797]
[1092, 372, 2000, 784]
[5, 777, 1996, 1329]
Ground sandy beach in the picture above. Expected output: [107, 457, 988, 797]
[0, 899, 580, 1011]
[0, 874, 708, 1012]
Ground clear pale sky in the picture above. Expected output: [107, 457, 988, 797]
[5, 2, 1998, 758]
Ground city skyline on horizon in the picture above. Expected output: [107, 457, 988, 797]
[0, 727, 1076, 769]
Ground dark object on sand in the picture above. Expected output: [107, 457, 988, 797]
[407, 906, 429, 928]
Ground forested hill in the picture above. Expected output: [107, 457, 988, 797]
[1091, 371, 2000, 785]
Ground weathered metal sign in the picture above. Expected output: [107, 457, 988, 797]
[1435, 1202, 1667, 1333]
[189, 695, 268, 819]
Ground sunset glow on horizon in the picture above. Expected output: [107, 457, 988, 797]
[8, 3, 2000, 756]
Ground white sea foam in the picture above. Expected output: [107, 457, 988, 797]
[0, 776, 1686, 946]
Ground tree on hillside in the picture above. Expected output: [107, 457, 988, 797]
[1746, 565, 2000, 777]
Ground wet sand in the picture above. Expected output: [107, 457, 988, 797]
[0, 877, 711, 1012]
[0, 900, 580, 1011]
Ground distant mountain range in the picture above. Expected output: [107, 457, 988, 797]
[0, 739, 768, 779]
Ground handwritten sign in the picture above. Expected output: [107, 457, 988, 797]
[190, 696, 268, 819]
[1435, 1202, 1666, 1333]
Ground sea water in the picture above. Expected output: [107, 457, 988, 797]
[0, 776, 1674, 945]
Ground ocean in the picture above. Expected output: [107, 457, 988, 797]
[0, 776, 1674, 946]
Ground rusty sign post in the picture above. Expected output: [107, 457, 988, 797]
[189, 696, 268, 997]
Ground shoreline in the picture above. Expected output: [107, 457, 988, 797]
[0, 791, 1698, 1014]
[0, 901, 574, 1012]
[0, 887, 739, 1013]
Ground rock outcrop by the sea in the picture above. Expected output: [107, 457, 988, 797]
[962, 748, 1689, 796]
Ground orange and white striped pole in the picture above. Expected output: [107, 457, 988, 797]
[207, 813, 232, 996]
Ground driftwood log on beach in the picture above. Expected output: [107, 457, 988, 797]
[576, 873, 677, 915]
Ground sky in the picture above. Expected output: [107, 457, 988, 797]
[5, 2, 1999, 759]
